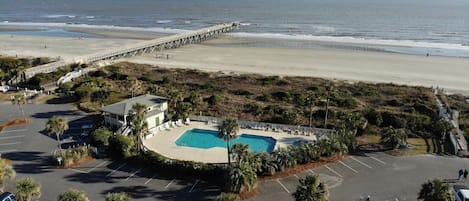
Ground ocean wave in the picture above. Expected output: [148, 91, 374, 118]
[85, 16, 95, 19]
[230, 32, 469, 51]
[43, 14, 76, 19]
[311, 25, 335, 33]
[0, 22, 190, 34]
[156, 20, 172, 24]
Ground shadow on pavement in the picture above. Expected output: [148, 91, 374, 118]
[102, 184, 219, 201]
[3, 151, 52, 174]
[31, 110, 83, 119]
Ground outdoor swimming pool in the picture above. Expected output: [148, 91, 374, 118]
[175, 129, 276, 152]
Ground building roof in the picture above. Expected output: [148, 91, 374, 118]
[100, 94, 167, 116]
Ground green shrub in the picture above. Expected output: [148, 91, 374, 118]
[53, 146, 91, 167]
[109, 135, 135, 158]
[208, 94, 222, 105]
[230, 89, 253, 96]
[271, 91, 291, 101]
[91, 127, 112, 146]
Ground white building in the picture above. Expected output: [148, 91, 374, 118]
[100, 94, 168, 131]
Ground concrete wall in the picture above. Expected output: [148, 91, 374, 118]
[146, 112, 165, 129]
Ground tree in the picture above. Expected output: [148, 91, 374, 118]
[0, 158, 16, 191]
[91, 127, 112, 146]
[188, 92, 204, 112]
[126, 77, 142, 98]
[16, 178, 41, 201]
[323, 83, 336, 128]
[231, 143, 250, 164]
[417, 179, 454, 201]
[105, 192, 131, 201]
[129, 103, 148, 153]
[306, 92, 320, 129]
[341, 112, 368, 134]
[173, 101, 193, 120]
[227, 162, 257, 193]
[45, 116, 69, 151]
[380, 127, 408, 149]
[432, 119, 454, 141]
[168, 89, 183, 116]
[218, 118, 240, 165]
[273, 147, 297, 171]
[11, 94, 26, 119]
[58, 189, 89, 201]
[292, 175, 329, 201]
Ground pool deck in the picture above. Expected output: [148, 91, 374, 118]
[142, 121, 317, 163]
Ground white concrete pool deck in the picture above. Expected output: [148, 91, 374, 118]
[142, 121, 317, 163]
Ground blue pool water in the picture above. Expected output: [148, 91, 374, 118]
[175, 129, 276, 152]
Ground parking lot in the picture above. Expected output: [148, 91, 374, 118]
[253, 152, 469, 201]
[2, 101, 469, 200]
[0, 102, 220, 200]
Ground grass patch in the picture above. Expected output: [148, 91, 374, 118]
[405, 138, 433, 155]
[33, 94, 58, 103]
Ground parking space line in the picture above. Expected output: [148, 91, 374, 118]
[124, 168, 141, 181]
[294, 174, 299, 178]
[338, 161, 358, 173]
[276, 179, 290, 194]
[144, 174, 157, 185]
[308, 169, 316, 175]
[369, 156, 386, 165]
[0, 142, 22, 146]
[165, 179, 175, 189]
[350, 156, 373, 169]
[87, 161, 108, 173]
[0, 135, 24, 139]
[0, 129, 28, 134]
[325, 165, 343, 178]
[106, 163, 126, 177]
[189, 180, 200, 192]
[68, 168, 88, 174]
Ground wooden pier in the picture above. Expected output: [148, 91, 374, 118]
[22, 23, 239, 80]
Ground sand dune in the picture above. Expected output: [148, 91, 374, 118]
[0, 29, 468, 94]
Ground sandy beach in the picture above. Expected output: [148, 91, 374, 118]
[1, 27, 468, 94]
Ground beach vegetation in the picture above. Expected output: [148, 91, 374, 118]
[15, 178, 41, 201]
[58, 189, 89, 201]
[52, 146, 92, 167]
[0, 158, 16, 191]
[108, 134, 135, 159]
[104, 193, 131, 201]
[91, 127, 112, 146]
[292, 175, 329, 201]
[218, 118, 240, 165]
[417, 179, 454, 201]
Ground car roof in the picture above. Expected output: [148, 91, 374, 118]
[81, 124, 93, 129]
[461, 189, 469, 198]
[0, 192, 14, 199]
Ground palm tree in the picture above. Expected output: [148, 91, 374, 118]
[126, 77, 142, 98]
[216, 193, 239, 201]
[342, 112, 368, 134]
[218, 118, 240, 165]
[45, 116, 69, 151]
[105, 192, 131, 201]
[227, 162, 257, 193]
[306, 92, 320, 129]
[380, 127, 408, 149]
[323, 83, 336, 128]
[11, 94, 26, 119]
[334, 129, 357, 153]
[16, 178, 41, 201]
[0, 159, 16, 192]
[329, 135, 349, 158]
[273, 147, 297, 171]
[417, 179, 454, 201]
[129, 103, 148, 153]
[58, 189, 89, 201]
[168, 89, 183, 117]
[255, 152, 277, 176]
[292, 175, 329, 201]
[231, 143, 250, 164]
[316, 138, 333, 157]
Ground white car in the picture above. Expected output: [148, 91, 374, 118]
[453, 185, 469, 201]
[0, 85, 9, 93]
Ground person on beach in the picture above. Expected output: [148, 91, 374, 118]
[459, 169, 464, 180]
[464, 169, 468, 181]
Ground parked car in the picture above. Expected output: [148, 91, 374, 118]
[80, 124, 93, 137]
[0, 192, 16, 201]
[0, 85, 9, 93]
[453, 185, 469, 201]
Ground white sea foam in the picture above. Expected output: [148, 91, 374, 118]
[43, 14, 76, 19]
[85, 16, 95, 19]
[0, 22, 189, 34]
[156, 20, 172, 24]
[184, 20, 191, 24]
[230, 32, 469, 51]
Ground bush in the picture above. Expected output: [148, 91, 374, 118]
[91, 127, 112, 146]
[243, 103, 262, 116]
[208, 94, 223, 105]
[271, 91, 291, 101]
[53, 146, 92, 167]
[230, 89, 253, 96]
[108, 135, 135, 158]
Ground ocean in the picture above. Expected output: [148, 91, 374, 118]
[1, 0, 469, 57]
